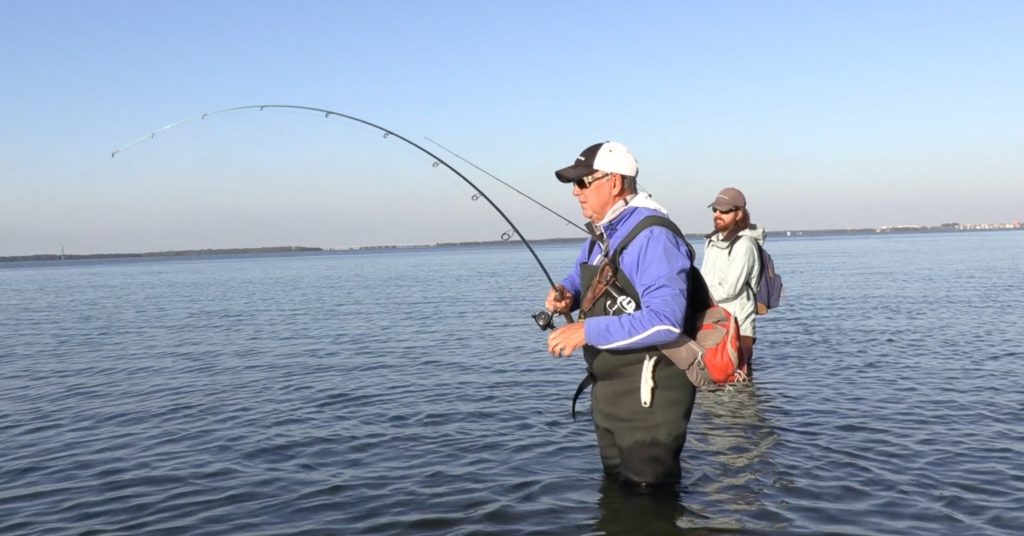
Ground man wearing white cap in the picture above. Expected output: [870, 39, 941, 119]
[543, 141, 699, 486]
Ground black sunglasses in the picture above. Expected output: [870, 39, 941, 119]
[573, 172, 613, 190]
[712, 207, 739, 214]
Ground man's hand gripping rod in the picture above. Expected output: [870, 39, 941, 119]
[532, 286, 574, 331]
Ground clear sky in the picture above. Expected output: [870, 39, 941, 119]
[2, 0, 1022, 255]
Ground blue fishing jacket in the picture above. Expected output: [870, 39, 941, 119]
[562, 204, 692, 351]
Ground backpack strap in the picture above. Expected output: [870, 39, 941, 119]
[578, 218, 669, 316]
[584, 221, 606, 261]
[725, 234, 742, 255]
[740, 236, 764, 291]
[609, 215, 713, 338]
[722, 234, 763, 293]
[752, 239, 766, 290]
[609, 216, 695, 267]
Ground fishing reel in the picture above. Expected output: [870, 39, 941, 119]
[532, 310, 555, 331]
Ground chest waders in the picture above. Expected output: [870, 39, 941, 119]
[573, 216, 698, 485]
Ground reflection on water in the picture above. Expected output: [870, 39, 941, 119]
[683, 384, 784, 532]
[595, 479, 693, 536]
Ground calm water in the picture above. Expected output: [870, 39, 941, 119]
[2, 231, 1022, 535]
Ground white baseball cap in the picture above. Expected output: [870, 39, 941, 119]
[555, 141, 638, 182]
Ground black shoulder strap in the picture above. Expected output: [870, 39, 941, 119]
[607, 216, 715, 338]
[585, 221, 605, 259]
[609, 215, 695, 266]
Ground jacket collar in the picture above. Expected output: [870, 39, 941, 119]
[596, 192, 669, 237]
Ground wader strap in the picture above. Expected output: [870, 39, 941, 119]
[571, 372, 595, 421]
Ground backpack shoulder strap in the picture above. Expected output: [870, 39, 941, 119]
[725, 234, 745, 256]
[727, 235, 765, 293]
[752, 237, 766, 276]
[605, 214, 710, 339]
[609, 215, 694, 267]
[584, 221, 604, 260]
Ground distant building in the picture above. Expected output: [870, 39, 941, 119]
[955, 222, 1022, 230]
[876, 225, 927, 232]
[871, 221, 1022, 233]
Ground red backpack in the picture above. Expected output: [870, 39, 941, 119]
[609, 217, 744, 386]
[660, 303, 742, 386]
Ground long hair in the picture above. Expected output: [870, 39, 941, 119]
[737, 207, 751, 230]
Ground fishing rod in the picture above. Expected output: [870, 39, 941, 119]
[111, 104, 574, 325]
[422, 138, 664, 331]
[424, 137, 587, 234]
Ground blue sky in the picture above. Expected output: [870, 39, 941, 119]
[1, 0, 1021, 255]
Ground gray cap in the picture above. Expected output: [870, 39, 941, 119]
[709, 187, 747, 211]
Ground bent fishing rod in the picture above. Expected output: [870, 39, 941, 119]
[111, 104, 573, 325]
[421, 139, 662, 331]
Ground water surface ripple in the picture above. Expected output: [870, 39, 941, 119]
[2, 232, 1022, 535]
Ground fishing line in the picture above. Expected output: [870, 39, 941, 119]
[111, 104, 573, 324]
[423, 137, 587, 234]
[425, 137, 654, 228]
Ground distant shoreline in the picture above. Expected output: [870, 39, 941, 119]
[428, 225, 1021, 249]
[0, 246, 324, 263]
[1, 226, 1019, 263]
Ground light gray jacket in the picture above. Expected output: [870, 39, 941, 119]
[700, 225, 765, 337]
